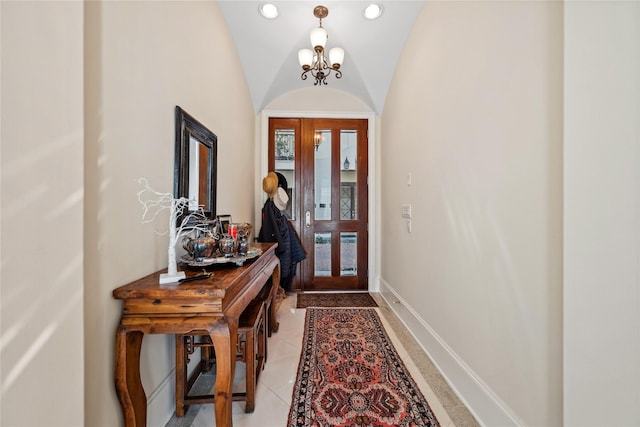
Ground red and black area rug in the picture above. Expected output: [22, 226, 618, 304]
[288, 308, 440, 427]
[296, 292, 378, 309]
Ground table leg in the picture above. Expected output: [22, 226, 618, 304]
[114, 325, 146, 427]
[210, 318, 238, 427]
[270, 263, 281, 333]
[175, 334, 187, 417]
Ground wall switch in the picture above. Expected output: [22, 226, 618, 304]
[401, 204, 412, 219]
[407, 173, 412, 186]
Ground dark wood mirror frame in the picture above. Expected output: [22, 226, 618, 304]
[174, 106, 217, 219]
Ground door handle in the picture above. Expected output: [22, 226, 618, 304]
[305, 211, 311, 228]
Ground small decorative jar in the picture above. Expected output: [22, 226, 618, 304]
[237, 234, 249, 256]
[219, 235, 237, 257]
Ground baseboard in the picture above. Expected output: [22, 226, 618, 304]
[147, 344, 203, 427]
[146, 368, 177, 427]
[378, 278, 523, 427]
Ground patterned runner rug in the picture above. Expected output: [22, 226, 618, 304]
[296, 292, 378, 308]
[288, 308, 440, 427]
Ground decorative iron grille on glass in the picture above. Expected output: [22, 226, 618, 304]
[298, 5, 344, 86]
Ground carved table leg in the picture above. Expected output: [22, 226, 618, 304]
[210, 318, 238, 427]
[270, 263, 281, 333]
[114, 325, 146, 427]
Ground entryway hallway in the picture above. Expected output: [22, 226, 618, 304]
[165, 293, 479, 427]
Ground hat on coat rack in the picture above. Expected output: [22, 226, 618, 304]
[274, 187, 289, 211]
[262, 172, 278, 199]
[275, 172, 288, 193]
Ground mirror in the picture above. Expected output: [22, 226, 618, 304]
[174, 106, 217, 219]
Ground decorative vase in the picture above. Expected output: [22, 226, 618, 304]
[219, 235, 237, 257]
[237, 234, 249, 256]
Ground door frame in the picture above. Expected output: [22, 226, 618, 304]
[257, 110, 378, 292]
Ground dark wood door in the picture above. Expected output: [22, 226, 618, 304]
[268, 117, 368, 291]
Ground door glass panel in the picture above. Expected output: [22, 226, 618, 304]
[340, 232, 357, 276]
[274, 129, 295, 219]
[314, 129, 332, 220]
[315, 232, 331, 276]
[340, 130, 357, 220]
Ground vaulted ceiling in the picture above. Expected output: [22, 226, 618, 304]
[217, 1, 426, 114]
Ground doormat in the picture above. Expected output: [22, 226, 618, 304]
[296, 292, 378, 308]
[288, 308, 439, 426]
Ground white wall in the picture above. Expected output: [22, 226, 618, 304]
[83, 2, 255, 426]
[563, 2, 640, 426]
[264, 87, 372, 113]
[380, 2, 563, 425]
[1, 2, 85, 426]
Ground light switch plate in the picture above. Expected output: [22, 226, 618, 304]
[401, 204, 412, 219]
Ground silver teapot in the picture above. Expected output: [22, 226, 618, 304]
[182, 233, 217, 261]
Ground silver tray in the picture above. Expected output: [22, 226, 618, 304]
[180, 247, 262, 267]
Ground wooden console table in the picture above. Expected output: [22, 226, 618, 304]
[112, 242, 280, 427]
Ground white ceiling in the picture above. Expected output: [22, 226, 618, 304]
[217, 1, 426, 114]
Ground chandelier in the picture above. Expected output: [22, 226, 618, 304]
[298, 5, 344, 86]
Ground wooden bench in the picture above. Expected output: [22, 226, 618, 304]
[175, 298, 267, 415]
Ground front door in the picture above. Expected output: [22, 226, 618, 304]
[268, 117, 368, 291]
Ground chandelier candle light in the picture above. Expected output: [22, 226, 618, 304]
[298, 5, 344, 86]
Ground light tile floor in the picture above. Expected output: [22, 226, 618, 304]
[165, 293, 479, 427]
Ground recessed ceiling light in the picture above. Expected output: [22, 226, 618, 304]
[363, 3, 383, 20]
[259, 3, 278, 19]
